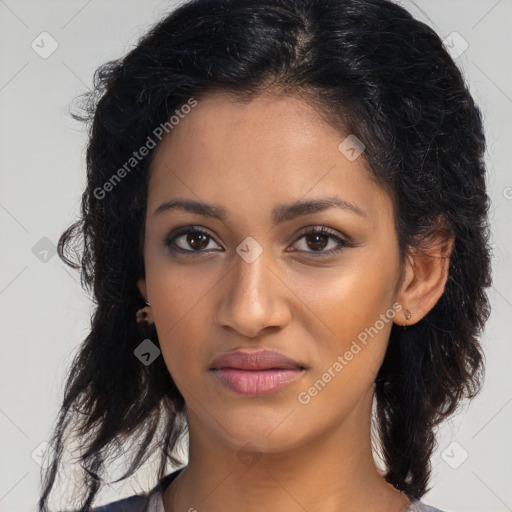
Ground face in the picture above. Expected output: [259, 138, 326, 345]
[137, 90, 403, 455]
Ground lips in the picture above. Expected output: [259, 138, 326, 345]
[209, 349, 307, 395]
[209, 349, 305, 371]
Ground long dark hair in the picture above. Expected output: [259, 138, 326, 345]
[39, 0, 492, 510]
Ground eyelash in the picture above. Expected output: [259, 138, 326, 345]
[164, 225, 352, 258]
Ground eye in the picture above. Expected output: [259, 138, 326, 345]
[288, 226, 351, 257]
[164, 225, 352, 258]
[164, 226, 222, 255]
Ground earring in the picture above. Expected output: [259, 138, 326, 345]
[136, 299, 152, 324]
[404, 308, 412, 329]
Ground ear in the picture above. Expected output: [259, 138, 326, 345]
[395, 221, 454, 326]
[137, 277, 148, 302]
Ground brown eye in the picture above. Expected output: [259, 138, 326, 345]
[303, 232, 330, 251]
[186, 232, 210, 250]
[289, 226, 351, 257]
[165, 226, 222, 254]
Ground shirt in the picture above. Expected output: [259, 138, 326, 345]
[91, 468, 449, 512]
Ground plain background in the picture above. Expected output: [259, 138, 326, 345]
[0, 1, 510, 511]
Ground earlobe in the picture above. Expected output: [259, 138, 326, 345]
[394, 255, 416, 326]
[395, 228, 454, 326]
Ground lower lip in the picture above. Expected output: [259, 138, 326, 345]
[211, 368, 305, 395]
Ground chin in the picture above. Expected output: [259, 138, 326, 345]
[215, 413, 308, 454]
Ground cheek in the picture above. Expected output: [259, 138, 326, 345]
[291, 252, 398, 345]
[291, 251, 399, 397]
[146, 265, 216, 377]
[147, 253, 220, 327]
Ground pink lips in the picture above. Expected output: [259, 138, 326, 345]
[209, 349, 306, 396]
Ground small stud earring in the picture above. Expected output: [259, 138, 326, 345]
[136, 299, 152, 324]
[405, 309, 412, 321]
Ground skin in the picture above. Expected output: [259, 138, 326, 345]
[137, 89, 453, 512]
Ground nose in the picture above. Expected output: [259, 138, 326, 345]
[214, 248, 291, 338]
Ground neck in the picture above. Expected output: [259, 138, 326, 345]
[163, 387, 411, 512]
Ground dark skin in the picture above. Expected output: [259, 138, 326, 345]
[137, 90, 453, 512]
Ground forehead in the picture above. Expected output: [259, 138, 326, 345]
[151, 89, 343, 165]
[147, 90, 392, 226]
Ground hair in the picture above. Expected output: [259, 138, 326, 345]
[39, 0, 492, 510]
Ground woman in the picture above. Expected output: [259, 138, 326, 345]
[38, 0, 492, 511]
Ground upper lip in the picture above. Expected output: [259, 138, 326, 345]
[209, 349, 306, 370]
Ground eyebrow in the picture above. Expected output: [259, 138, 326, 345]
[153, 196, 366, 224]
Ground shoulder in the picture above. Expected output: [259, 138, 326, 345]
[84, 468, 184, 512]
[408, 500, 451, 512]
[90, 495, 149, 512]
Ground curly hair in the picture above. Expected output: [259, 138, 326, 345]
[38, 0, 492, 510]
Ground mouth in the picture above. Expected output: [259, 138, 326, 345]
[208, 349, 307, 396]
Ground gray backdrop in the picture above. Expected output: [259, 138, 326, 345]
[0, 1, 510, 511]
